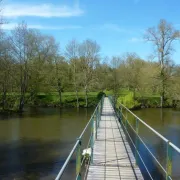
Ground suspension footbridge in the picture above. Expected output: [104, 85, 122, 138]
[55, 96, 180, 180]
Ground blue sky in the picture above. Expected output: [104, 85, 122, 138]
[2, 0, 180, 64]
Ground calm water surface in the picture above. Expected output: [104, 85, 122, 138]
[0, 107, 94, 180]
[0, 107, 180, 179]
[132, 108, 180, 179]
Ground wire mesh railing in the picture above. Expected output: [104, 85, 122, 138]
[109, 96, 180, 180]
[55, 96, 104, 180]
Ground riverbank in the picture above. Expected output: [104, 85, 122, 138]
[1, 90, 179, 114]
[0, 92, 105, 114]
[117, 91, 179, 110]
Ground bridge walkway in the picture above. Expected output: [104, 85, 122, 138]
[86, 97, 144, 180]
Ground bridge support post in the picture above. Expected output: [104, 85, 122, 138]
[166, 141, 172, 180]
[125, 110, 128, 129]
[76, 138, 82, 180]
[135, 118, 139, 165]
[90, 117, 94, 164]
[95, 114, 98, 139]
[117, 107, 121, 121]
[101, 97, 103, 114]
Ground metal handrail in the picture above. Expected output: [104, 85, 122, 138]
[120, 103, 169, 143]
[118, 102, 180, 153]
[114, 99, 180, 180]
[55, 97, 104, 180]
[55, 140, 80, 180]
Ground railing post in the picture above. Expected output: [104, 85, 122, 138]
[96, 107, 98, 128]
[119, 106, 123, 122]
[135, 118, 139, 165]
[99, 104, 101, 125]
[118, 107, 121, 120]
[95, 112, 98, 139]
[90, 117, 94, 164]
[101, 97, 103, 113]
[166, 141, 172, 180]
[76, 138, 81, 180]
[125, 110, 128, 129]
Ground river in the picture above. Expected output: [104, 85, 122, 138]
[132, 108, 180, 179]
[0, 107, 179, 179]
[0, 107, 94, 180]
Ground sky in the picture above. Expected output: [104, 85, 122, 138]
[1, 0, 180, 64]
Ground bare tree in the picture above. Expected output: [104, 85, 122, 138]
[144, 19, 180, 107]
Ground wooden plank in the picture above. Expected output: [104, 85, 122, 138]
[86, 97, 144, 180]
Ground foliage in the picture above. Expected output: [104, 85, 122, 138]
[1, 20, 180, 113]
[117, 92, 140, 109]
[97, 92, 106, 100]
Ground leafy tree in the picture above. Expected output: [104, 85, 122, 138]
[79, 39, 100, 107]
[144, 19, 180, 107]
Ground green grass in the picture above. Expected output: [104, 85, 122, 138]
[33, 91, 102, 107]
[117, 92, 140, 109]
[117, 89, 163, 109]
[0, 91, 104, 110]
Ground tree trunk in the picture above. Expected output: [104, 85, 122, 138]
[19, 66, 27, 112]
[85, 86, 88, 108]
[75, 88, 79, 108]
[161, 86, 165, 108]
[19, 81, 26, 112]
[19, 94, 25, 112]
[57, 79, 62, 106]
[160, 67, 166, 108]
[2, 84, 7, 111]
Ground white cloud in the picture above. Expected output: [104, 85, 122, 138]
[3, 3, 84, 18]
[129, 37, 143, 42]
[1, 23, 82, 30]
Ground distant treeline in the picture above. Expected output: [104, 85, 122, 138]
[0, 19, 180, 112]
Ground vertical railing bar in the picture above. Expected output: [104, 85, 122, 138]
[135, 118, 139, 165]
[90, 111, 94, 164]
[76, 138, 82, 180]
[166, 141, 172, 180]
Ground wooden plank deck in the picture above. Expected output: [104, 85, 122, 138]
[86, 97, 144, 180]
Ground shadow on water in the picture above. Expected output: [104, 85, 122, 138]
[0, 139, 78, 180]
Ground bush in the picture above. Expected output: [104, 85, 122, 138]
[117, 92, 140, 109]
[97, 92, 106, 100]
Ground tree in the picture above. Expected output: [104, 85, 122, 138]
[28, 31, 59, 104]
[95, 57, 111, 91]
[122, 53, 145, 98]
[10, 23, 30, 112]
[79, 39, 100, 107]
[65, 39, 80, 108]
[110, 56, 122, 103]
[53, 56, 69, 106]
[144, 19, 180, 107]
[0, 32, 14, 110]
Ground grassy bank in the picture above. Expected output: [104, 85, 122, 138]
[33, 92, 100, 107]
[1, 90, 178, 114]
[117, 90, 175, 109]
[0, 92, 106, 113]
